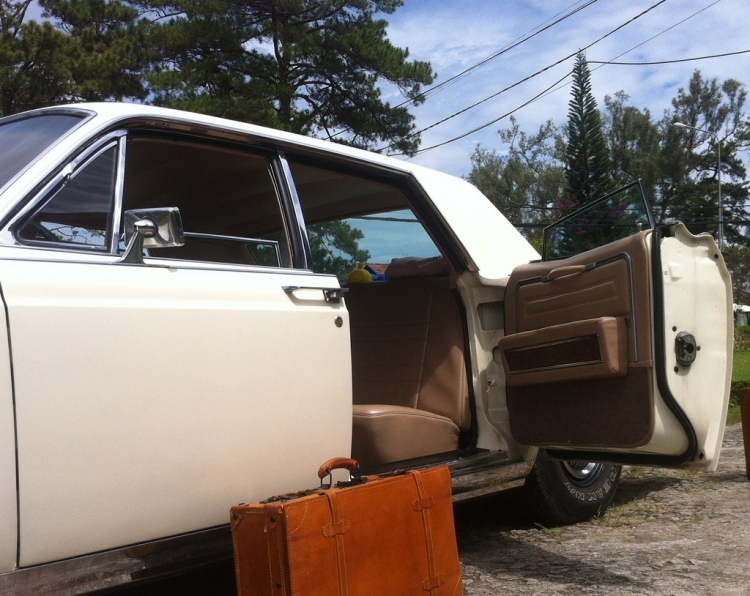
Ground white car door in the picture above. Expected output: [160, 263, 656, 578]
[498, 183, 732, 470]
[2, 131, 353, 566]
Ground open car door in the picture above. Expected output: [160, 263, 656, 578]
[499, 182, 732, 470]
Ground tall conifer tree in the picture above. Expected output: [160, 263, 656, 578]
[564, 51, 613, 209]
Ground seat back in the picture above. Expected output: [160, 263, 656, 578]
[345, 277, 470, 431]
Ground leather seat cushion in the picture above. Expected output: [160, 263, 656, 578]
[352, 404, 460, 468]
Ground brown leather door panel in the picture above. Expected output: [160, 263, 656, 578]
[503, 231, 655, 448]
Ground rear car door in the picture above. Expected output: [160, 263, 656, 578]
[498, 183, 732, 470]
[1, 128, 353, 566]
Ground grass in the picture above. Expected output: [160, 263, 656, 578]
[733, 351, 750, 383]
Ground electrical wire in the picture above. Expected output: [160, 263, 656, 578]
[386, 0, 669, 156]
[325, 0, 599, 141]
[588, 49, 750, 65]
[511, 0, 724, 117]
[395, 0, 598, 106]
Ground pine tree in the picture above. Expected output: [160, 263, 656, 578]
[563, 52, 613, 210]
[0, 0, 150, 117]
[144, 0, 435, 155]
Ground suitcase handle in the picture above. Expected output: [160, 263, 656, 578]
[318, 458, 360, 479]
[318, 458, 362, 488]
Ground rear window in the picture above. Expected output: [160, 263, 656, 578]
[0, 113, 86, 193]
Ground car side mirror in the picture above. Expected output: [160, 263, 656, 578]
[119, 208, 185, 264]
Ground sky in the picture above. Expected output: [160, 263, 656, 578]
[377, 0, 750, 177]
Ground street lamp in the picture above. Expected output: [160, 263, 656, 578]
[673, 121, 723, 251]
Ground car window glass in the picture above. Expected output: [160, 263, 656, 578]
[0, 113, 85, 193]
[542, 181, 654, 260]
[288, 161, 441, 279]
[121, 137, 291, 268]
[17, 144, 116, 249]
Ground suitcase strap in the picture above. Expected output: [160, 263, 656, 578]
[410, 471, 445, 594]
[263, 504, 288, 595]
[322, 491, 350, 596]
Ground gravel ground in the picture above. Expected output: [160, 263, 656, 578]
[454, 423, 750, 595]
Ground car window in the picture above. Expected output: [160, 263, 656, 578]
[121, 136, 291, 268]
[542, 180, 654, 261]
[17, 144, 116, 250]
[0, 113, 86, 194]
[287, 161, 442, 279]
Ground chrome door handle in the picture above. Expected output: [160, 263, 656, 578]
[283, 286, 349, 304]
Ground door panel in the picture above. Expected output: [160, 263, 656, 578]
[502, 232, 654, 449]
[500, 224, 731, 470]
[3, 256, 352, 566]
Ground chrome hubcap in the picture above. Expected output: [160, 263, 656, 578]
[562, 461, 604, 487]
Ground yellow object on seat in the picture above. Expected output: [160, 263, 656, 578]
[347, 263, 372, 284]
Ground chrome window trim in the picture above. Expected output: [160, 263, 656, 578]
[275, 152, 311, 270]
[182, 231, 282, 268]
[0, 248, 343, 279]
[5, 130, 127, 254]
[110, 136, 127, 254]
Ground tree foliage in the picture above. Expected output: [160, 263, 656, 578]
[142, 0, 434, 154]
[0, 0, 149, 116]
[724, 245, 750, 306]
[563, 52, 613, 210]
[469, 66, 750, 272]
[466, 117, 564, 249]
[0, 0, 433, 156]
[308, 220, 370, 278]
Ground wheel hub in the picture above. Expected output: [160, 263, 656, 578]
[561, 461, 605, 487]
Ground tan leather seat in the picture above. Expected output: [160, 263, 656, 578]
[346, 276, 469, 467]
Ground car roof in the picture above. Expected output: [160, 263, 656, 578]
[3, 103, 540, 278]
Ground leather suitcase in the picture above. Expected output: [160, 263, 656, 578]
[230, 458, 462, 596]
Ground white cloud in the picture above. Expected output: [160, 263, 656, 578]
[383, 0, 750, 176]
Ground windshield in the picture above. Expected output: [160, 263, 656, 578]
[542, 180, 654, 260]
[0, 113, 86, 194]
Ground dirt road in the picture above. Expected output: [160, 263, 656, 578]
[455, 423, 750, 595]
[112, 425, 749, 595]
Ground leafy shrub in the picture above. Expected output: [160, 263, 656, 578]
[734, 326, 750, 351]
[730, 379, 750, 408]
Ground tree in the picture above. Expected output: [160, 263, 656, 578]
[1, 0, 70, 115]
[724, 245, 750, 306]
[466, 117, 564, 249]
[308, 220, 370, 278]
[563, 52, 613, 210]
[603, 91, 661, 193]
[144, 0, 435, 155]
[0, 0, 149, 116]
[661, 71, 749, 243]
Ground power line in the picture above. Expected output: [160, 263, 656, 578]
[393, 71, 572, 156]
[516, 0, 723, 112]
[387, 0, 668, 156]
[589, 48, 750, 65]
[398, 0, 598, 106]
[326, 0, 598, 142]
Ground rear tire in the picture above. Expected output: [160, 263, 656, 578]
[520, 450, 622, 525]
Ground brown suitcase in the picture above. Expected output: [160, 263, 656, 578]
[230, 458, 462, 596]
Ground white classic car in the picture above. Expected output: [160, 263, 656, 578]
[0, 104, 732, 594]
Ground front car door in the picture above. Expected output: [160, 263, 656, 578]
[499, 182, 732, 469]
[0, 122, 352, 566]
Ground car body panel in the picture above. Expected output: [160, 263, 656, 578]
[0, 298, 17, 571]
[650, 223, 732, 469]
[0, 253, 351, 565]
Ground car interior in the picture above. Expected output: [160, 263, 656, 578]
[122, 136, 476, 469]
